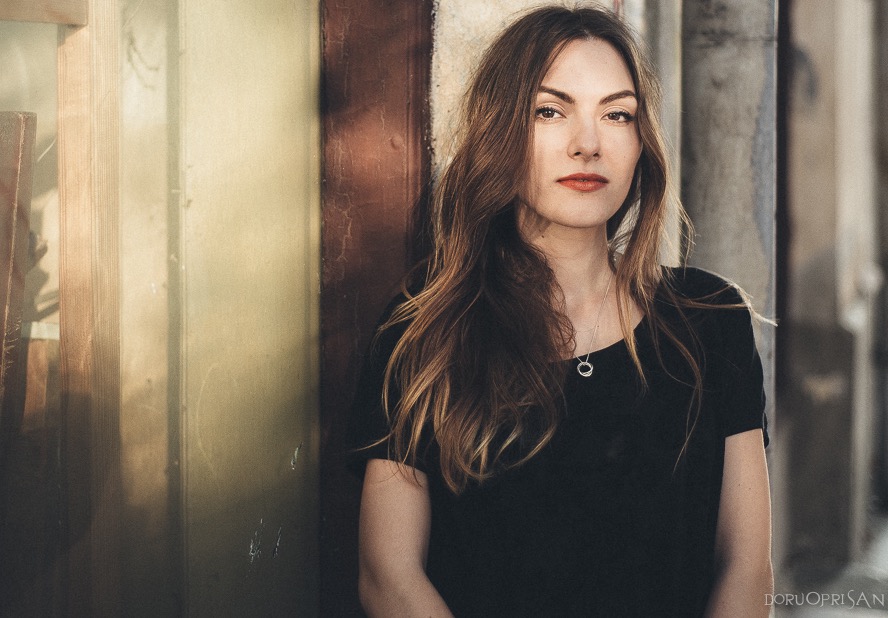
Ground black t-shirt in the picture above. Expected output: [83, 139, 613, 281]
[349, 266, 768, 617]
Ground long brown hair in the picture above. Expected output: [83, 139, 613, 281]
[381, 5, 703, 494]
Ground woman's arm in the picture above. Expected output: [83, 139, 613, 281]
[706, 428, 774, 617]
[358, 458, 454, 617]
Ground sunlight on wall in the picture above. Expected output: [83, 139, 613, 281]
[119, 0, 320, 613]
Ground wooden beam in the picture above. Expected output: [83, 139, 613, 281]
[57, 0, 121, 611]
[0, 0, 87, 26]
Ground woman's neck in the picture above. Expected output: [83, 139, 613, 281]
[525, 224, 613, 311]
[522, 220, 639, 356]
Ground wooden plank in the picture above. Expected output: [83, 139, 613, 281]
[57, 0, 121, 611]
[0, 112, 35, 417]
[320, 0, 433, 614]
[0, 0, 87, 26]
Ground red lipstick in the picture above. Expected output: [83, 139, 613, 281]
[557, 173, 608, 192]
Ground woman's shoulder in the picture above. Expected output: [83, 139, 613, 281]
[659, 265, 746, 306]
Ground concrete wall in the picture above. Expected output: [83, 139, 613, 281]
[681, 0, 776, 388]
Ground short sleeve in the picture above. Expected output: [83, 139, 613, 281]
[711, 286, 769, 447]
[668, 267, 769, 448]
[346, 295, 431, 477]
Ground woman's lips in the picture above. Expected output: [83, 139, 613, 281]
[557, 173, 608, 192]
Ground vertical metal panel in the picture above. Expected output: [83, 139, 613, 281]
[321, 0, 432, 614]
[782, 0, 848, 574]
[179, 0, 320, 614]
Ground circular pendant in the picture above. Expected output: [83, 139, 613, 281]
[577, 360, 594, 377]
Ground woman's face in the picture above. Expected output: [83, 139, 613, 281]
[519, 38, 642, 240]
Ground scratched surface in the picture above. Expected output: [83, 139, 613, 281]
[116, 0, 320, 614]
[178, 0, 320, 615]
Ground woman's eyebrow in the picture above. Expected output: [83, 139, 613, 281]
[538, 85, 575, 104]
[537, 85, 637, 106]
[600, 89, 637, 105]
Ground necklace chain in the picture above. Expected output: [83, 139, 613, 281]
[576, 273, 613, 378]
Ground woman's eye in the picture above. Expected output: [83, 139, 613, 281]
[535, 106, 561, 120]
[606, 111, 635, 123]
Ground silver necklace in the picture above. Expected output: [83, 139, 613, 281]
[576, 274, 613, 378]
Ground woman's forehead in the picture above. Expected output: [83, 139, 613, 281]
[540, 39, 635, 97]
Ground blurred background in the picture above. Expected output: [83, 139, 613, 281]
[0, 0, 885, 616]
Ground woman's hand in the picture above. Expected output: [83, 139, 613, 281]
[359, 459, 454, 617]
[706, 429, 774, 617]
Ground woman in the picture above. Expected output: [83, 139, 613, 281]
[350, 5, 772, 616]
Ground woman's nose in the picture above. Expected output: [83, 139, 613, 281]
[569, 119, 601, 160]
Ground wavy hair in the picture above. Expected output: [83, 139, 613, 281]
[380, 5, 706, 494]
